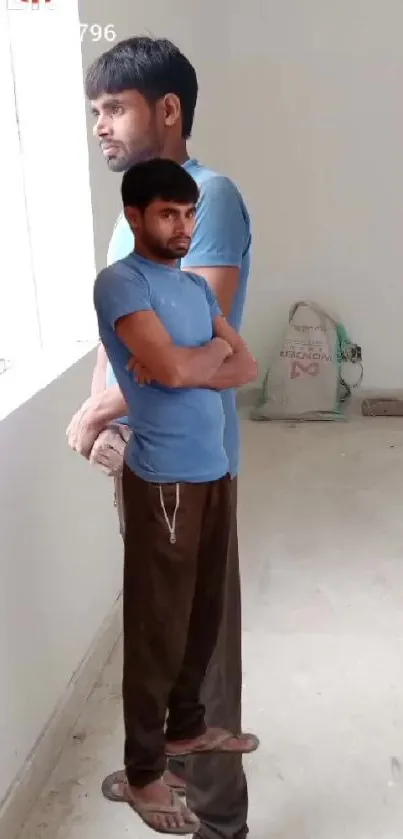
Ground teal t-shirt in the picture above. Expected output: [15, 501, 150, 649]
[106, 158, 252, 476]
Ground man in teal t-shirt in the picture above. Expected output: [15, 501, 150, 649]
[68, 37, 253, 839]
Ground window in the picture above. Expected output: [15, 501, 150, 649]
[0, 1, 41, 371]
[1, 0, 98, 384]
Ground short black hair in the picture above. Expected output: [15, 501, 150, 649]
[121, 158, 199, 211]
[85, 36, 198, 139]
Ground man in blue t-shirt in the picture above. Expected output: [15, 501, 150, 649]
[67, 37, 254, 839]
[93, 158, 258, 834]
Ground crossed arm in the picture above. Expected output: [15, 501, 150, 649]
[67, 268, 257, 455]
[118, 304, 257, 387]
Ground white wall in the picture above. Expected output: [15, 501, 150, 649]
[1, 0, 122, 818]
[0, 353, 122, 805]
[80, 0, 403, 389]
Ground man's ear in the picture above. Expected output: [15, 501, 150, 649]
[124, 206, 141, 231]
[162, 93, 181, 129]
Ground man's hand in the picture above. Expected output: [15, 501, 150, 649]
[211, 336, 233, 359]
[127, 358, 153, 386]
[89, 424, 131, 476]
[126, 337, 233, 387]
[202, 317, 258, 390]
[66, 397, 104, 459]
[67, 385, 129, 462]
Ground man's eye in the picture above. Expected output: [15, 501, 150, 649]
[112, 106, 124, 116]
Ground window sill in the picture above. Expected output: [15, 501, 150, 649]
[0, 341, 98, 421]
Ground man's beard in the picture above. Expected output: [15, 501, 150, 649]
[106, 156, 128, 173]
[105, 139, 162, 173]
[150, 243, 187, 260]
[143, 233, 190, 261]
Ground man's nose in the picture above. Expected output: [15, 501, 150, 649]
[175, 216, 189, 234]
[94, 115, 111, 138]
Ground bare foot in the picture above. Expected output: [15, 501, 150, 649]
[126, 778, 199, 834]
[101, 768, 187, 803]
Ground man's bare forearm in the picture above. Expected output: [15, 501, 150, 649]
[89, 385, 129, 427]
[91, 343, 109, 396]
[89, 344, 128, 426]
[205, 351, 258, 390]
[161, 338, 232, 388]
[66, 385, 128, 459]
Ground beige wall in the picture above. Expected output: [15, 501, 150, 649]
[81, 0, 403, 389]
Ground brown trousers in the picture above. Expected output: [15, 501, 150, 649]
[121, 463, 232, 788]
[170, 479, 248, 839]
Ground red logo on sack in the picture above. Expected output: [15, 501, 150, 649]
[291, 361, 320, 379]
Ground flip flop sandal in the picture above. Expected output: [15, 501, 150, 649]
[166, 727, 260, 758]
[101, 769, 187, 803]
[121, 783, 199, 835]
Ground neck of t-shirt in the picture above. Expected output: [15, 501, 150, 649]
[131, 249, 180, 272]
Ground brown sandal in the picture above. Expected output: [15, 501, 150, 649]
[101, 769, 187, 803]
[165, 727, 260, 758]
[120, 783, 199, 835]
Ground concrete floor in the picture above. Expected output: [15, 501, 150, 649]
[19, 415, 403, 839]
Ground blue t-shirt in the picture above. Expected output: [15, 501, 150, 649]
[94, 253, 229, 484]
[106, 159, 252, 476]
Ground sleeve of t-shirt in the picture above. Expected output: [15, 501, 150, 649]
[94, 266, 152, 330]
[181, 175, 247, 269]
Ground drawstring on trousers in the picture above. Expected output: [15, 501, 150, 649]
[159, 483, 180, 544]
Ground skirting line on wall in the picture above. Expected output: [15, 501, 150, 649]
[0, 595, 123, 839]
